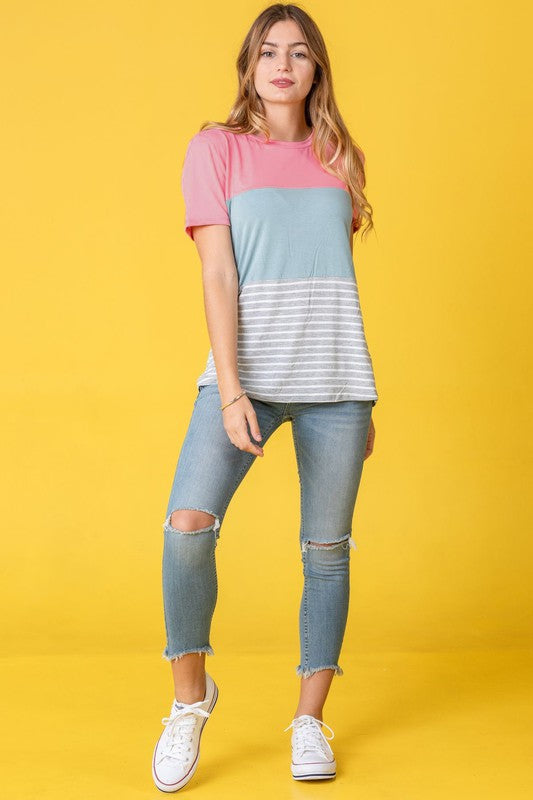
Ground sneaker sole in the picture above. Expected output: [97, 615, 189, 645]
[152, 682, 219, 793]
[291, 761, 337, 780]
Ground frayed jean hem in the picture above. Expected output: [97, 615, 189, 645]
[295, 663, 344, 678]
[161, 645, 215, 662]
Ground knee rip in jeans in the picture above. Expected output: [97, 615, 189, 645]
[163, 509, 221, 541]
[301, 532, 357, 554]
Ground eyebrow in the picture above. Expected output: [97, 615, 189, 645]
[262, 41, 309, 48]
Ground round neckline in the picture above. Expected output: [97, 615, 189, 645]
[246, 129, 313, 148]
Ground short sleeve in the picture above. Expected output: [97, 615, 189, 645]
[181, 130, 230, 241]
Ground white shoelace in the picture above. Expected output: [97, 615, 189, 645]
[158, 701, 211, 764]
[283, 714, 335, 759]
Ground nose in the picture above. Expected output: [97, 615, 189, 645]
[276, 52, 292, 71]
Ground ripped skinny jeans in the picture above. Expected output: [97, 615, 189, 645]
[161, 382, 373, 679]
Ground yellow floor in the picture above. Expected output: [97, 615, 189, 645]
[2, 649, 532, 798]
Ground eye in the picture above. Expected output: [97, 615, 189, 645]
[260, 50, 308, 58]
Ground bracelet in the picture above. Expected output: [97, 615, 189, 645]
[220, 389, 247, 411]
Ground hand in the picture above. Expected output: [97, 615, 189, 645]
[221, 395, 264, 456]
[364, 415, 375, 460]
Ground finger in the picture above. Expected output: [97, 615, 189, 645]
[245, 431, 264, 456]
[241, 440, 263, 456]
[236, 429, 264, 456]
[242, 420, 264, 455]
[247, 436, 264, 456]
[246, 412, 262, 445]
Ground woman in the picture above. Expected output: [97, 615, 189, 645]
[152, 3, 378, 792]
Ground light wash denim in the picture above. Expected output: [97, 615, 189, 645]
[161, 382, 373, 679]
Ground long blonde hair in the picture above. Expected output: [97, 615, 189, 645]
[198, 2, 374, 240]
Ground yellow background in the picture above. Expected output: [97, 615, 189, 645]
[1, 1, 532, 797]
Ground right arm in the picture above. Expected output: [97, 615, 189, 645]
[191, 223, 264, 457]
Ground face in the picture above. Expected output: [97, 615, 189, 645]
[254, 19, 316, 107]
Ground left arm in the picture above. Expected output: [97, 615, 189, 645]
[351, 227, 375, 459]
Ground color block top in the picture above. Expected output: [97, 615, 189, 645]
[181, 127, 378, 405]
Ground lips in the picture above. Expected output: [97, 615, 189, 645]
[271, 79, 294, 86]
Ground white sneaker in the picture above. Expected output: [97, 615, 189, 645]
[283, 714, 337, 780]
[152, 672, 219, 792]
